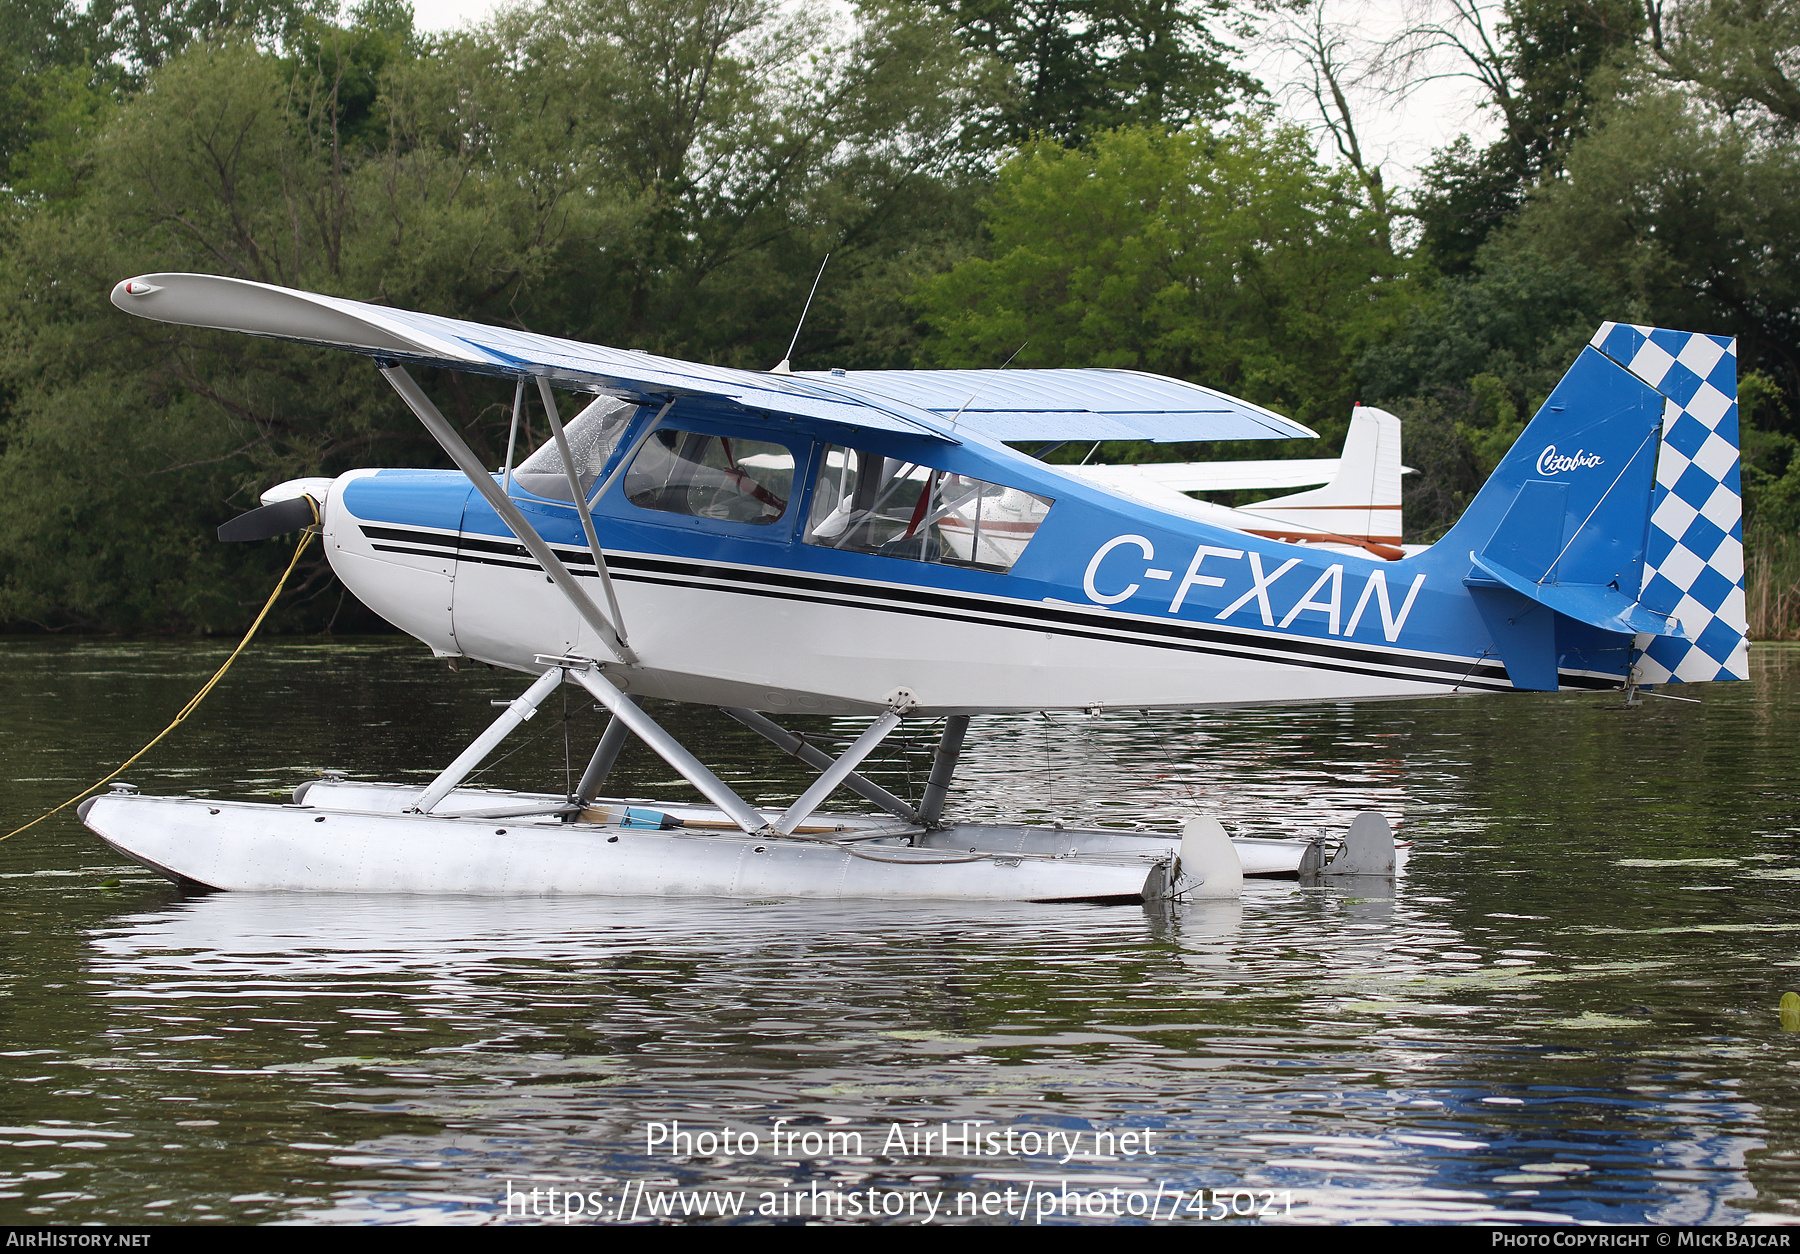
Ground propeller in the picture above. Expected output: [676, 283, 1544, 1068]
[218, 495, 318, 542]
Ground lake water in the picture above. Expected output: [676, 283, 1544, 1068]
[2, 637, 1799, 1226]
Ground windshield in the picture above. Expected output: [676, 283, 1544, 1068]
[511, 394, 638, 502]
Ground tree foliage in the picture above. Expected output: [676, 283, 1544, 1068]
[925, 0, 1258, 146]
[916, 122, 1407, 457]
[1367, 4, 1800, 538]
[1411, 0, 1646, 275]
[0, 0, 995, 631]
[1649, 0, 1800, 128]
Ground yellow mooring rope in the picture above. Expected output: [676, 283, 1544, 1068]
[1, 526, 318, 843]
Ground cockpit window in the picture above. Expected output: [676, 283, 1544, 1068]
[804, 445, 1052, 571]
[623, 429, 794, 526]
[512, 394, 636, 502]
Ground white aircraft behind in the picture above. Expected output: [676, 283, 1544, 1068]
[1072, 405, 1412, 560]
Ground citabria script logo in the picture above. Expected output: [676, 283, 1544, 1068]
[1536, 446, 1604, 475]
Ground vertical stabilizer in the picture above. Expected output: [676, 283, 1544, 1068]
[1588, 324, 1748, 684]
[1434, 324, 1747, 692]
[1238, 405, 1404, 547]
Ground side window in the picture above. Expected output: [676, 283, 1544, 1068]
[804, 445, 1052, 571]
[511, 395, 637, 502]
[623, 429, 794, 526]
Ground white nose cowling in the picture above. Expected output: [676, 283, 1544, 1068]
[1175, 816, 1243, 899]
[260, 477, 336, 509]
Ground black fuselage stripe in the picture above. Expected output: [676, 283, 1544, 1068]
[615, 554, 1515, 682]
[615, 568, 1526, 691]
[363, 524, 1506, 680]
[365, 524, 1522, 688]
[357, 523, 1611, 692]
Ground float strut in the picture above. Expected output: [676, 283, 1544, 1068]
[775, 710, 905, 836]
[413, 667, 566, 815]
[719, 707, 919, 824]
[575, 704, 636, 802]
[567, 667, 769, 835]
[916, 715, 970, 828]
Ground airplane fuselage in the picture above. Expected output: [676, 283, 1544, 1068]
[319, 397, 1629, 716]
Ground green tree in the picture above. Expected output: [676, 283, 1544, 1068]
[1363, 69, 1800, 537]
[101, 0, 328, 70]
[0, 0, 997, 631]
[1411, 0, 1646, 275]
[0, 0, 129, 191]
[1648, 0, 1800, 128]
[521, 0, 1000, 367]
[916, 122, 1407, 454]
[926, 0, 1257, 147]
[1488, 88, 1800, 399]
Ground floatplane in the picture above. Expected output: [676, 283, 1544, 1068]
[81, 273, 1749, 903]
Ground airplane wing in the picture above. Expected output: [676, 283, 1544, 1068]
[797, 369, 1316, 443]
[111, 273, 952, 441]
[113, 272, 1316, 446]
[1071, 458, 1342, 494]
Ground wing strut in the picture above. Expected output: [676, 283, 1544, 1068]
[501, 376, 524, 495]
[535, 376, 630, 644]
[379, 363, 637, 666]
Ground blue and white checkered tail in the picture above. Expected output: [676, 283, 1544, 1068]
[1589, 323, 1748, 683]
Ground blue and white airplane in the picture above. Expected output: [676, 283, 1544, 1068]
[80, 272, 1748, 900]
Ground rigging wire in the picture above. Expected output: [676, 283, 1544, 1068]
[3, 523, 318, 843]
[903, 718, 932, 809]
[460, 691, 568, 788]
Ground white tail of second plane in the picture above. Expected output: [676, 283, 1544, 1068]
[1071, 405, 1409, 559]
[1233, 405, 1405, 554]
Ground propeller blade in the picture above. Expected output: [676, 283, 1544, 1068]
[218, 495, 317, 542]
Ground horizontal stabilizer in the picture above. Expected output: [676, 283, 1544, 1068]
[1466, 553, 1681, 638]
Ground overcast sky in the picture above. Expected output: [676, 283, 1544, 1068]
[404, 0, 1503, 191]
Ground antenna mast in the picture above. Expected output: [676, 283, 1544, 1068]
[945, 341, 1029, 426]
[772, 254, 830, 375]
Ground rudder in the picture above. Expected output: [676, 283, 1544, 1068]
[1588, 323, 1748, 684]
